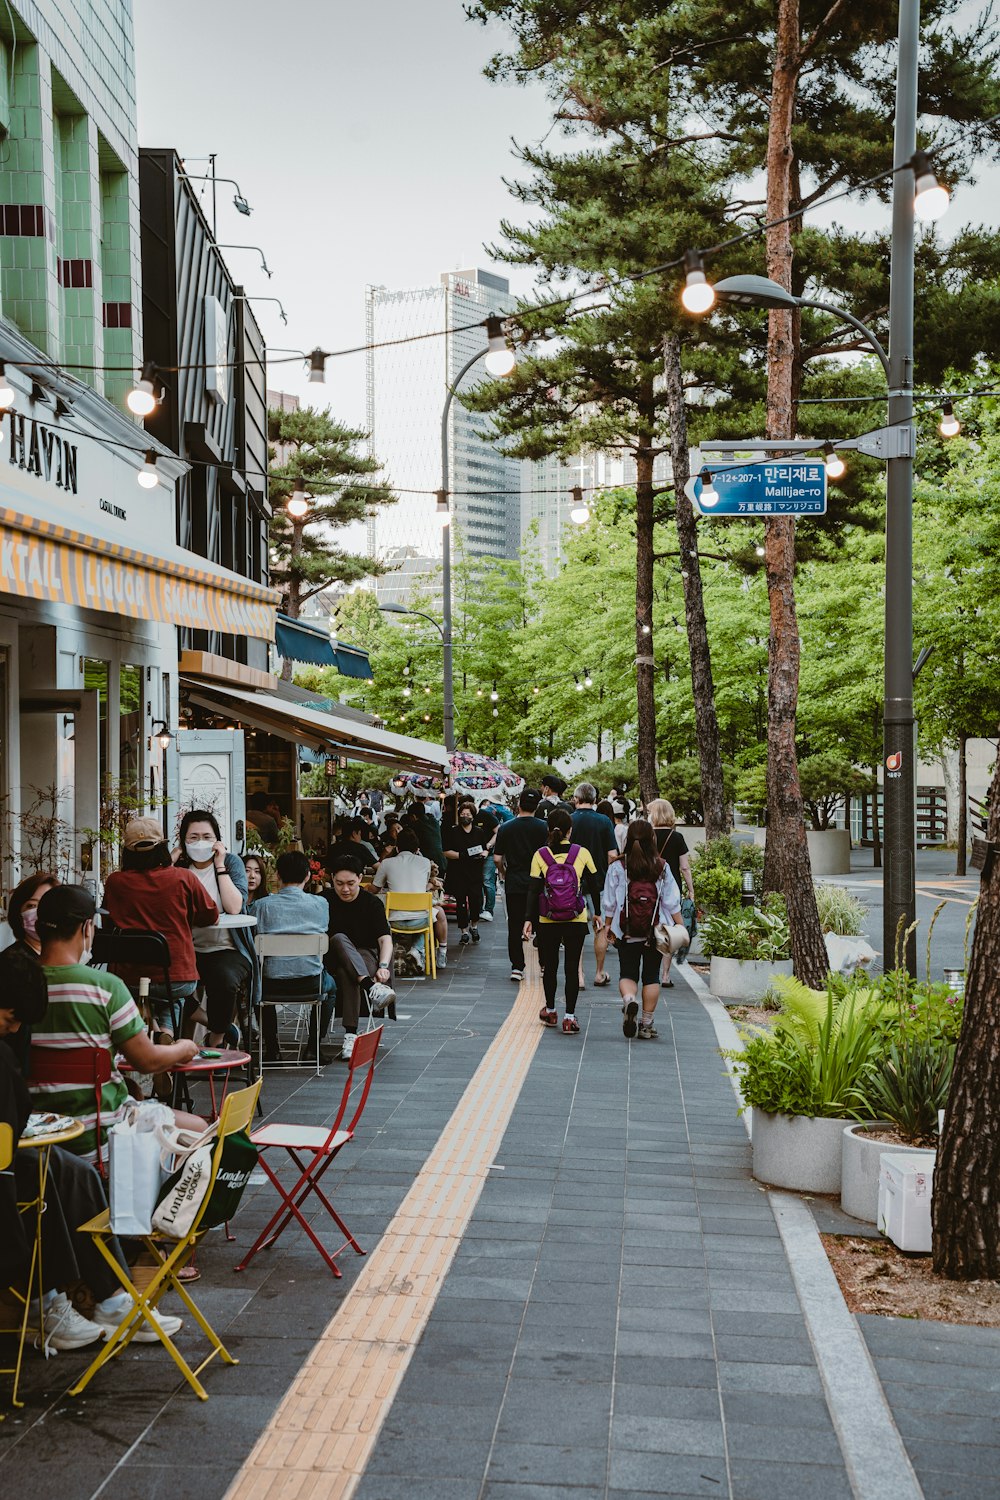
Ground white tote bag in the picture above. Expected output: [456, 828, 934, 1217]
[151, 1120, 218, 1239]
[108, 1100, 174, 1235]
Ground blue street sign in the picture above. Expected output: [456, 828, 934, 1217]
[684, 458, 827, 517]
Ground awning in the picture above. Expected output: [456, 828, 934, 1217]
[181, 676, 448, 776]
[274, 613, 372, 677]
[0, 507, 280, 641]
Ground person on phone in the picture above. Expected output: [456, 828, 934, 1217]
[173, 810, 259, 1047]
[522, 808, 598, 1034]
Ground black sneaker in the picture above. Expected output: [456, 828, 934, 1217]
[470, 927, 481, 944]
[623, 1000, 639, 1039]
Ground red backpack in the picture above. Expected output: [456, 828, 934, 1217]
[623, 859, 663, 939]
[538, 846, 586, 921]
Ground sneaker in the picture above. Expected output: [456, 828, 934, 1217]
[562, 1015, 580, 1034]
[34, 1293, 104, 1352]
[509, 969, 523, 983]
[623, 1000, 639, 1039]
[637, 1023, 659, 1040]
[470, 927, 481, 944]
[341, 1032, 357, 1061]
[368, 981, 396, 1015]
[436, 945, 448, 969]
[92, 1302, 184, 1345]
[459, 931, 471, 945]
[479, 911, 493, 923]
[538, 1007, 558, 1027]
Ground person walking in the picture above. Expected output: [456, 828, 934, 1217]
[493, 789, 548, 982]
[571, 782, 619, 989]
[602, 819, 683, 1041]
[647, 799, 697, 986]
[460, 796, 499, 923]
[443, 801, 488, 943]
[523, 809, 598, 1035]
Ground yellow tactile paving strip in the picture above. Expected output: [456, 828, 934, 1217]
[225, 955, 546, 1500]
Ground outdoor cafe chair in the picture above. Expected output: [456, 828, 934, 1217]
[27, 1045, 112, 1178]
[0, 1122, 32, 1409]
[92, 926, 177, 1033]
[233, 1025, 382, 1279]
[254, 931, 329, 1076]
[385, 890, 437, 978]
[68, 1078, 262, 1403]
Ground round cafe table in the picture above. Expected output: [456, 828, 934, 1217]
[10, 1118, 86, 1407]
[120, 1049, 252, 1124]
[215, 913, 257, 930]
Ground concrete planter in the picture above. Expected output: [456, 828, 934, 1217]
[841, 1122, 934, 1223]
[709, 956, 793, 1003]
[750, 826, 851, 877]
[752, 1111, 850, 1193]
[677, 825, 706, 848]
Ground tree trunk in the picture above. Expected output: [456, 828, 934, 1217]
[663, 333, 729, 841]
[634, 413, 660, 808]
[933, 753, 1000, 1278]
[761, 0, 827, 987]
[957, 732, 968, 878]
[939, 745, 961, 845]
[281, 520, 305, 682]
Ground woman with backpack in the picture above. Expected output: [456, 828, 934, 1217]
[522, 808, 598, 1034]
[602, 819, 683, 1040]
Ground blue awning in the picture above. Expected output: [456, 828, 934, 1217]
[274, 613, 371, 678]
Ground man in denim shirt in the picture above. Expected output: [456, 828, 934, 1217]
[254, 850, 336, 1064]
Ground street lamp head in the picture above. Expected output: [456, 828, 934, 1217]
[484, 315, 516, 377]
[912, 151, 949, 222]
[938, 402, 961, 438]
[680, 250, 715, 315]
[712, 274, 800, 310]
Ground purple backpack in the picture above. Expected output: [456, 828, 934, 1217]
[538, 845, 586, 921]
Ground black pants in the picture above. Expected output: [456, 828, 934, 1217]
[454, 888, 482, 930]
[14, 1146, 127, 1299]
[616, 939, 662, 987]
[535, 923, 587, 1013]
[195, 948, 251, 1034]
[506, 890, 528, 969]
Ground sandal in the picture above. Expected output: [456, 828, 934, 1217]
[594, 974, 611, 987]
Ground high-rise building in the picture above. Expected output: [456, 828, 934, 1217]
[365, 268, 520, 568]
[520, 448, 673, 578]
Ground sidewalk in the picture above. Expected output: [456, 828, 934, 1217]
[2, 910, 999, 1500]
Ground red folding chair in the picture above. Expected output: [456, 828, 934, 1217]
[27, 1045, 113, 1176]
[233, 1025, 382, 1279]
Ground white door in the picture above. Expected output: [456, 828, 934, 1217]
[165, 731, 246, 852]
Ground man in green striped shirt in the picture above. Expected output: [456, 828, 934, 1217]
[30, 886, 202, 1166]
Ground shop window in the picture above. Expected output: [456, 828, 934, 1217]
[119, 662, 142, 810]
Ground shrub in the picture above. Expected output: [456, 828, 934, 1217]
[866, 1039, 954, 1146]
[727, 988, 885, 1119]
[701, 895, 791, 962]
[814, 883, 869, 937]
[691, 836, 764, 912]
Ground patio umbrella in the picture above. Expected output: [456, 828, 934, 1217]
[390, 751, 525, 799]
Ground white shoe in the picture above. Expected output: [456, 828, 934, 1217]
[479, 911, 494, 922]
[341, 1032, 356, 1061]
[33, 1293, 104, 1352]
[436, 945, 448, 968]
[368, 981, 396, 1012]
[92, 1302, 184, 1344]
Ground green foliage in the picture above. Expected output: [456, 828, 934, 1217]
[701, 896, 791, 962]
[693, 864, 743, 916]
[814, 884, 869, 937]
[691, 836, 763, 912]
[867, 1040, 954, 1147]
[736, 752, 871, 831]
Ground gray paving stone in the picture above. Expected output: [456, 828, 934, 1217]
[714, 1334, 815, 1365]
[728, 1459, 854, 1500]
[717, 1360, 824, 1395]
[721, 1390, 835, 1430]
[608, 1449, 728, 1493]
[725, 1421, 843, 1464]
[487, 1442, 610, 1488]
[611, 1413, 725, 1456]
[616, 1330, 717, 1360]
[904, 1438, 1000, 1480]
[615, 1356, 720, 1388]
[364, 1435, 493, 1477]
[879, 1381, 1000, 1418]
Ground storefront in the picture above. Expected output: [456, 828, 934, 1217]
[0, 363, 280, 898]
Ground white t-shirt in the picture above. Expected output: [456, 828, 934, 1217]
[615, 822, 628, 854]
[189, 863, 233, 950]
[373, 851, 433, 895]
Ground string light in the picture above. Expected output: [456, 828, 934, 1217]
[584, 670, 593, 687]
[402, 684, 411, 698]
[0, 363, 14, 409]
[912, 151, 950, 222]
[490, 684, 499, 702]
[938, 402, 961, 437]
[533, 685, 540, 694]
[698, 468, 720, 507]
[755, 544, 766, 557]
[127, 362, 158, 416]
[435, 490, 452, 527]
[575, 676, 585, 693]
[137, 450, 159, 489]
[823, 443, 846, 480]
[308, 347, 327, 384]
[680, 250, 715, 315]
[569, 485, 590, 524]
[484, 315, 517, 377]
[286, 485, 309, 519]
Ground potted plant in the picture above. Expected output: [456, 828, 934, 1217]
[727, 980, 886, 1193]
[740, 754, 869, 876]
[814, 883, 876, 975]
[840, 974, 960, 1222]
[702, 895, 793, 1002]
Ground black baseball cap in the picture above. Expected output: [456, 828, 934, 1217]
[520, 789, 542, 811]
[542, 773, 567, 795]
[37, 884, 96, 933]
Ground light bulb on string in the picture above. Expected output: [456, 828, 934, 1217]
[823, 443, 846, 480]
[492, 707, 499, 718]
[912, 151, 949, 222]
[680, 250, 715, 315]
[755, 544, 766, 558]
[484, 315, 516, 377]
[137, 450, 159, 489]
[0, 362, 15, 409]
[574, 676, 584, 693]
[402, 685, 411, 697]
[286, 485, 310, 519]
[698, 468, 719, 507]
[490, 685, 498, 702]
[584, 670, 593, 687]
[308, 347, 327, 384]
[939, 403, 961, 438]
[127, 362, 158, 416]
[533, 685, 540, 695]
[569, 485, 590, 525]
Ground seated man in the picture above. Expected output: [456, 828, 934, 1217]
[373, 828, 448, 971]
[253, 849, 337, 1065]
[324, 858, 395, 1062]
[29, 885, 203, 1169]
[326, 818, 379, 876]
[0, 945, 182, 1350]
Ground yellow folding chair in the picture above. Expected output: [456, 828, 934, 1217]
[0, 1121, 33, 1411]
[385, 891, 437, 978]
[68, 1079, 262, 1402]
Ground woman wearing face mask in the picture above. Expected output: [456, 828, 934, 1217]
[442, 801, 487, 944]
[3, 872, 59, 1070]
[173, 810, 260, 1047]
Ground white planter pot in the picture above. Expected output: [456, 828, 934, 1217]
[752, 1111, 849, 1193]
[750, 826, 851, 877]
[841, 1123, 933, 1224]
[709, 955, 793, 1002]
[677, 825, 706, 848]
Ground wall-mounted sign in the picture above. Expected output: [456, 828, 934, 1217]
[8, 410, 78, 493]
[204, 294, 229, 407]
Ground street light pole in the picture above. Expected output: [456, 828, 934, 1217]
[884, 0, 919, 974]
[439, 348, 489, 755]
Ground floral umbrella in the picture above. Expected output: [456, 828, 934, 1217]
[391, 751, 524, 798]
